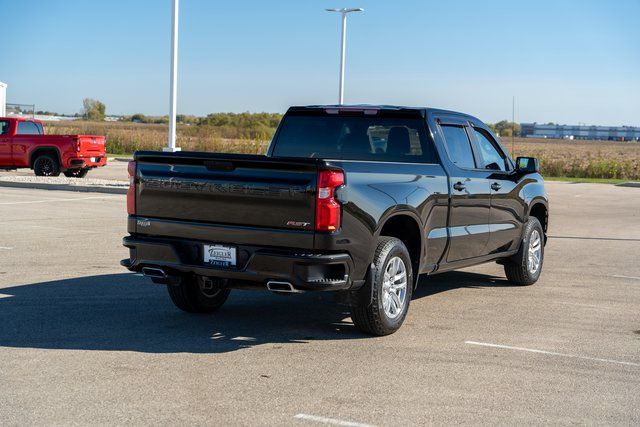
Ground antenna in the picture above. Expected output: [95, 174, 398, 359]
[512, 96, 515, 155]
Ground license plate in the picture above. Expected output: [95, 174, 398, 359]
[203, 244, 236, 267]
[90, 157, 96, 162]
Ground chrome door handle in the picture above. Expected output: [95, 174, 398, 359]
[453, 182, 466, 191]
[491, 182, 502, 191]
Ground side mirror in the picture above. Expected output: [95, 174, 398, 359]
[515, 157, 539, 174]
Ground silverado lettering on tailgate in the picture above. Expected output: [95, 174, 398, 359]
[141, 177, 310, 199]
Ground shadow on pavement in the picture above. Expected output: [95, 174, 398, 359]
[0, 270, 510, 353]
[0, 273, 367, 353]
[414, 270, 513, 299]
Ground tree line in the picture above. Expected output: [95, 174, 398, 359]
[78, 98, 521, 137]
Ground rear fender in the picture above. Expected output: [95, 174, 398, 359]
[29, 146, 62, 168]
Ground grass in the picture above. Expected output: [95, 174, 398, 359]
[45, 121, 640, 181]
[544, 176, 638, 184]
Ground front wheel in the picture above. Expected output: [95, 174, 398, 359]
[167, 275, 231, 313]
[64, 168, 89, 178]
[503, 217, 544, 285]
[350, 237, 413, 336]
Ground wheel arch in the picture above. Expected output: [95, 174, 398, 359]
[528, 199, 548, 235]
[29, 146, 62, 168]
[376, 211, 424, 286]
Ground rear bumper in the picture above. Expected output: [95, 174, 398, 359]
[122, 235, 355, 291]
[65, 156, 107, 169]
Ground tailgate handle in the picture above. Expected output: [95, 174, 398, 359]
[205, 161, 235, 172]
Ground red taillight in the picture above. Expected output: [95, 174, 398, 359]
[127, 161, 137, 215]
[315, 169, 344, 232]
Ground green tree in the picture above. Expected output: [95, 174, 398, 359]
[490, 120, 520, 137]
[131, 113, 147, 123]
[82, 98, 106, 121]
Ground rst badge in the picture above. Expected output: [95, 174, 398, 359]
[286, 221, 311, 228]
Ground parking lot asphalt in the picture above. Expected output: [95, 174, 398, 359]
[0, 183, 638, 425]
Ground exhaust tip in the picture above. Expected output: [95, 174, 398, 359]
[142, 267, 167, 279]
[266, 280, 298, 294]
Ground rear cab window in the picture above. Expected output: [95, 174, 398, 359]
[271, 112, 438, 164]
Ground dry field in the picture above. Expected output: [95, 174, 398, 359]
[46, 121, 640, 180]
[46, 121, 270, 155]
[508, 137, 640, 180]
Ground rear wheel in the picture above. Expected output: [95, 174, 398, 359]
[167, 275, 231, 313]
[350, 237, 413, 336]
[504, 217, 544, 286]
[33, 155, 61, 177]
[64, 168, 89, 178]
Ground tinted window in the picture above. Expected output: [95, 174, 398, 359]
[0, 121, 9, 135]
[272, 115, 438, 163]
[440, 125, 476, 168]
[16, 121, 42, 135]
[474, 129, 507, 171]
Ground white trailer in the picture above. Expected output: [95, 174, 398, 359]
[0, 81, 6, 117]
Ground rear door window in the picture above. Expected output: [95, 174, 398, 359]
[440, 125, 476, 169]
[16, 121, 42, 135]
[0, 120, 9, 135]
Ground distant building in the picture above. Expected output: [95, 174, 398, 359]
[521, 123, 640, 141]
[0, 81, 6, 116]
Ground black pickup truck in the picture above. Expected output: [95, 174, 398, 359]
[122, 105, 548, 335]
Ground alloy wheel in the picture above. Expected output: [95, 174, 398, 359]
[382, 256, 408, 319]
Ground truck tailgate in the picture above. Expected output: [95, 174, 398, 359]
[134, 152, 319, 231]
[77, 135, 106, 155]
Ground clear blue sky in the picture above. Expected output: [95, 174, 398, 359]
[3, 0, 639, 125]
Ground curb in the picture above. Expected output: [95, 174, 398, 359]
[0, 181, 127, 195]
[616, 182, 640, 188]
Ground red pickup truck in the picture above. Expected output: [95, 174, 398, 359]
[0, 117, 107, 177]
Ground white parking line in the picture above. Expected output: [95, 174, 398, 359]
[0, 196, 120, 205]
[294, 413, 374, 427]
[0, 246, 13, 250]
[465, 341, 639, 367]
[613, 275, 640, 281]
[554, 301, 608, 309]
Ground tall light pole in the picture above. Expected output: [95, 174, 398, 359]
[326, 8, 363, 105]
[165, 0, 181, 152]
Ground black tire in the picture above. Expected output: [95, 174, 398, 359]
[64, 168, 89, 178]
[167, 275, 231, 313]
[33, 155, 61, 177]
[350, 237, 414, 336]
[504, 217, 544, 286]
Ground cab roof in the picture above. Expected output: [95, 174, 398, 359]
[0, 116, 43, 123]
[287, 105, 481, 122]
